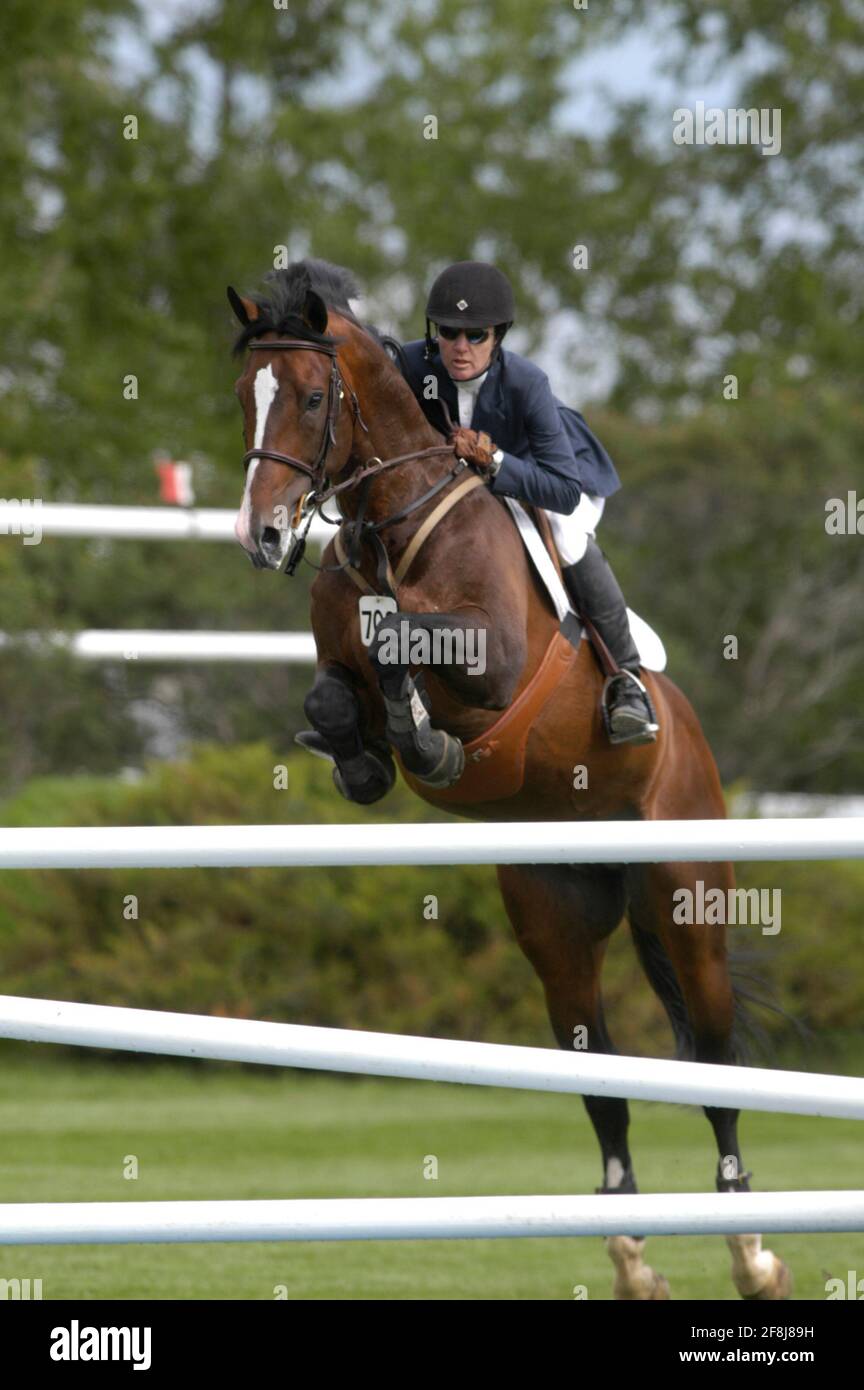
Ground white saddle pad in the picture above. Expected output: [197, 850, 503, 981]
[504, 498, 667, 672]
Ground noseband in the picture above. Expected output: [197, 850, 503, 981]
[241, 339, 345, 486]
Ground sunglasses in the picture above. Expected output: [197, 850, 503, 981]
[437, 325, 492, 344]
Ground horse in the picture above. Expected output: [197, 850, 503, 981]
[227, 258, 790, 1300]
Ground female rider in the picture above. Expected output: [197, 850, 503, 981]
[399, 260, 658, 745]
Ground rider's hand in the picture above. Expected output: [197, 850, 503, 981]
[449, 427, 498, 470]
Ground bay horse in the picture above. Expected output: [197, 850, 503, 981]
[228, 259, 790, 1300]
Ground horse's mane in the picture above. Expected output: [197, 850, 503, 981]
[232, 258, 368, 355]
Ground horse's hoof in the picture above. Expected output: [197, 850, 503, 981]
[614, 1268, 670, 1301]
[607, 1235, 671, 1300]
[728, 1234, 793, 1300]
[741, 1256, 793, 1301]
[410, 731, 465, 789]
[332, 751, 395, 804]
[295, 729, 336, 762]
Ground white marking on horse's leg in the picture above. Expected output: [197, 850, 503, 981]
[606, 1236, 670, 1300]
[253, 364, 278, 449]
[726, 1233, 792, 1299]
[600, 1160, 669, 1297]
[605, 1157, 625, 1189]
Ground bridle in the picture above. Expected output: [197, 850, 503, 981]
[241, 339, 345, 488]
[239, 333, 478, 583]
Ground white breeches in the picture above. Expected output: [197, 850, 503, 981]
[546, 492, 606, 566]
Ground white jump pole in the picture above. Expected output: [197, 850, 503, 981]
[0, 817, 862, 870]
[0, 995, 862, 1119]
[0, 631, 318, 663]
[0, 503, 333, 546]
[0, 1191, 861, 1245]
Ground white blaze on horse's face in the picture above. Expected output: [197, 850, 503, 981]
[253, 363, 278, 449]
[235, 364, 279, 552]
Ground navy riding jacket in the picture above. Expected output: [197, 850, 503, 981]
[399, 340, 621, 513]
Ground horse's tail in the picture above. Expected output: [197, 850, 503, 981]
[628, 925, 796, 1066]
[628, 925, 695, 1061]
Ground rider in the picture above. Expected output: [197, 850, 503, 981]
[399, 260, 658, 745]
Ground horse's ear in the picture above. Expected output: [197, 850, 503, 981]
[227, 287, 259, 326]
[303, 288, 329, 334]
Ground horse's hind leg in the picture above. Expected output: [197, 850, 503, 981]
[497, 862, 669, 1301]
[627, 860, 792, 1300]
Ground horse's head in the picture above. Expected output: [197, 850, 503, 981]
[228, 263, 363, 569]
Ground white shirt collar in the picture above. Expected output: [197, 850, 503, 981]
[454, 369, 488, 425]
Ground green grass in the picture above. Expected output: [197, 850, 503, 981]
[0, 1048, 860, 1301]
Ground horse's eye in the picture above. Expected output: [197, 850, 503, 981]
[307, 392, 324, 410]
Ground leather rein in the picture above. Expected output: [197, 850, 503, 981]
[241, 336, 478, 588]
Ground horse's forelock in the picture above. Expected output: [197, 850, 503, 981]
[232, 259, 365, 356]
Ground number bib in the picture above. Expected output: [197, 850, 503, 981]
[358, 595, 398, 647]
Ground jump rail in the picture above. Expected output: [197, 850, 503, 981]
[0, 630, 317, 663]
[1, 1191, 862, 1245]
[0, 817, 862, 869]
[0, 994, 861, 1119]
[0, 502, 332, 546]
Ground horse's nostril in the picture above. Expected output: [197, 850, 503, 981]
[261, 526, 281, 551]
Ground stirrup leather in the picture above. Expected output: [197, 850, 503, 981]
[601, 669, 660, 745]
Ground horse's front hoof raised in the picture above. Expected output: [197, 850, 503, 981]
[409, 729, 465, 789]
[332, 749, 396, 804]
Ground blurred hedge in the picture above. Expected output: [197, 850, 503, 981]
[0, 743, 861, 1060]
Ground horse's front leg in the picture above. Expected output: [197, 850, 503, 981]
[368, 607, 520, 789]
[302, 661, 396, 804]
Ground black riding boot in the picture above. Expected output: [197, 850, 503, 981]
[562, 537, 659, 745]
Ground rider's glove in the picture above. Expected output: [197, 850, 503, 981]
[449, 427, 501, 475]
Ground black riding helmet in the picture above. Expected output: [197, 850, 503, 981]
[424, 261, 515, 359]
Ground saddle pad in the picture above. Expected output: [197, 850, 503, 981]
[504, 498, 667, 673]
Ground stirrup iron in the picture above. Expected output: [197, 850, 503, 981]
[601, 669, 659, 746]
